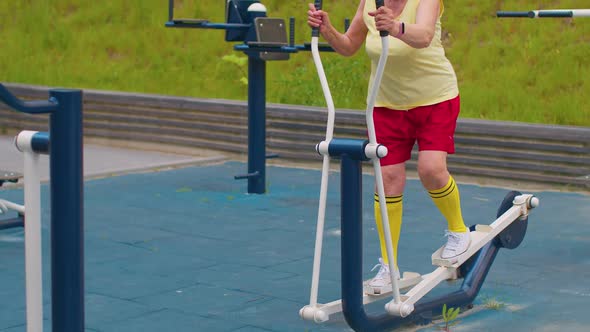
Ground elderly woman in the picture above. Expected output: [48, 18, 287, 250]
[308, 0, 469, 295]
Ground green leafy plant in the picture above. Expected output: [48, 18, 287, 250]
[439, 304, 461, 332]
[175, 186, 192, 193]
[221, 54, 248, 86]
[483, 296, 506, 310]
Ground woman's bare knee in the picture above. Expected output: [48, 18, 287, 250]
[379, 164, 406, 195]
[417, 152, 449, 190]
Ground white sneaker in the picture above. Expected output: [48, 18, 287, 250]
[365, 258, 393, 295]
[441, 230, 471, 259]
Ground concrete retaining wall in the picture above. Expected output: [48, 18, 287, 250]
[1, 83, 588, 189]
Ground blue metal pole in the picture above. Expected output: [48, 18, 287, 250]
[168, 0, 174, 21]
[247, 56, 266, 194]
[340, 154, 401, 332]
[339, 154, 493, 331]
[30, 131, 50, 154]
[48, 89, 84, 332]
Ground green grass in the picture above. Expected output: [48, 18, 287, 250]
[483, 297, 506, 311]
[0, 0, 588, 126]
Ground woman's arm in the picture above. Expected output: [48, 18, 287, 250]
[370, 0, 440, 49]
[308, 0, 368, 56]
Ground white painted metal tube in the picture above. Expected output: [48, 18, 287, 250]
[311, 37, 336, 143]
[16, 131, 44, 332]
[571, 9, 590, 17]
[307, 36, 336, 308]
[301, 271, 425, 322]
[386, 267, 455, 317]
[15, 130, 39, 153]
[24, 150, 43, 332]
[301, 288, 392, 322]
[366, 35, 402, 304]
[0, 199, 25, 214]
[366, 37, 389, 147]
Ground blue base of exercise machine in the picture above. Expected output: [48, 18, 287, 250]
[0, 215, 24, 230]
[337, 138, 529, 332]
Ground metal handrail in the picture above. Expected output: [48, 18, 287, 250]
[0, 83, 58, 114]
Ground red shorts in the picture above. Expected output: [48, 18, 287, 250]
[373, 95, 460, 166]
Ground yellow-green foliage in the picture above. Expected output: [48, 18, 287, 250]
[0, 0, 588, 126]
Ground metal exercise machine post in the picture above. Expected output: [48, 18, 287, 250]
[165, 0, 336, 194]
[0, 84, 84, 332]
[300, 2, 540, 331]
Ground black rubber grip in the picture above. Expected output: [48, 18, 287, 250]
[314, 0, 322, 10]
[312, 0, 322, 37]
[289, 17, 295, 46]
[538, 10, 573, 17]
[375, 0, 389, 36]
[496, 11, 534, 18]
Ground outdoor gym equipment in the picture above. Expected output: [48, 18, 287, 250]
[299, 2, 539, 331]
[165, 0, 339, 194]
[497, 9, 590, 18]
[0, 84, 84, 332]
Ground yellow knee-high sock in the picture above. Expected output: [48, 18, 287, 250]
[428, 176, 467, 233]
[374, 194, 403, 267]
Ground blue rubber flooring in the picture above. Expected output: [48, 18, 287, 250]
[0, 161, 589, 331]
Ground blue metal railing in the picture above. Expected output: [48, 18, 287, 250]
[0, 84, 58, 113]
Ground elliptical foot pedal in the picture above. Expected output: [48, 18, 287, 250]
[431, 226, 491, 267]
[364, 271, 422, 296]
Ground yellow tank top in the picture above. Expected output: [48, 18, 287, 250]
[363, 0, 458, 110]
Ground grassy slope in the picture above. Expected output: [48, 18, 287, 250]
[0, 0, 588, 126]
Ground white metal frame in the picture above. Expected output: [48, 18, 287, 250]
[304, 35, 336, 320]
[2, 130, 45, 332]
[364, 32, 401, 307]
[302, 16, 412, 324]
[300, 16, 397, 322]
[0, 199, 25, 214]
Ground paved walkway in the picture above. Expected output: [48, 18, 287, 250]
[1, 139, 589, 331]
[0, 135, 226, 182]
